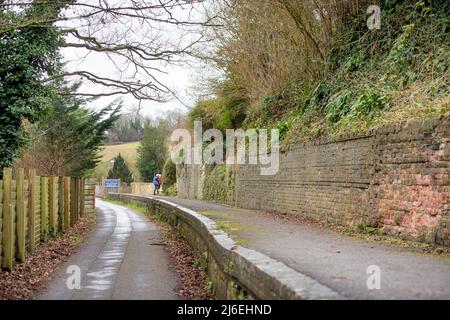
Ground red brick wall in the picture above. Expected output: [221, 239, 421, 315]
[374, 119, 449, 244]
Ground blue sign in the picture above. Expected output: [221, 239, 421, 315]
[104, 179, 120, 188]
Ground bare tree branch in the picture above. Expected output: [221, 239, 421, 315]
[1, 0, 222, 102]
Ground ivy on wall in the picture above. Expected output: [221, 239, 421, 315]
[202, 165, 236, 206]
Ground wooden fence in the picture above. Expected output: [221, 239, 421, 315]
[0, 167, 95, 271]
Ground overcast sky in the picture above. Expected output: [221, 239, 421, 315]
[62, 45, 194, 118]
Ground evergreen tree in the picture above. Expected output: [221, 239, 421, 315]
[136, 120, 169, 182]
[0, 2, 66, 173]
[23, 82, 121, 177]
[107, 154, 134, 184]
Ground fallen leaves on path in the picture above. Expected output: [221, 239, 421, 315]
[0, 215, 95, 300]
[148, 214, 212, 300]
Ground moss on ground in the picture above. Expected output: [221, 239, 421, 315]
[104, 197, 148, 214]
[199, 210, 236, 219]
[215, 220, 242, 233]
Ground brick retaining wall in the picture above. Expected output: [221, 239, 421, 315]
[177, 118, 450, 246]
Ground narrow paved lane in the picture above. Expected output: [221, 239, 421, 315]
[37, 199, 179, 300]
[156, 196, 450, 300]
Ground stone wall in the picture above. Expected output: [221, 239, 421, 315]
[130, 182, 156, 196]
[177, 118, 450, 246]
[177, 163, 203, 200]
[374, 120, 449, 244]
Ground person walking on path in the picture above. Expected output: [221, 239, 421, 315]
[157, 174, 162, 189]
[153, 174, 160, 195]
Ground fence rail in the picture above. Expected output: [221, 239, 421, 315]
[0, 167, 95, 271]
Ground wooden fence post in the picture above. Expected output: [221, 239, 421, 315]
[58, 177, 64, 232]
[2, 168, 13, 270]
[28, 169, 36, 254]
[40, 177, 49, 242]
[70, 177, 76, 226]
[74, 178, 79, 223]
[49, 176, 58, 237]
[80, 178, 85, 217]
[63, 177, 70, 231]
[16, 168, 26, 262]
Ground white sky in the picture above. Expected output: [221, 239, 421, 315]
[62, 44, 194, 118]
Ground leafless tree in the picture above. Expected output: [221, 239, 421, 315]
[202, 0, 365, 106]
[0, 0, 221, 102]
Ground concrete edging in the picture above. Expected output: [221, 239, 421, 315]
[109, 193, 341, 300]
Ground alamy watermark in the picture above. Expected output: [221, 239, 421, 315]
[366, 265, 381, 290]
[367, 5, 381, 30]
[66, 265, 81, 290]
[170, 121, 280, 175]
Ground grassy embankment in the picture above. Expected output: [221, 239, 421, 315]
[95, 142, 140, 180]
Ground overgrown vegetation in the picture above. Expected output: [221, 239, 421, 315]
[0, 1, 65, 173]
[162, 158, 177, 196]
[191, 0, 449, 146]
[202, 165, 236, 205]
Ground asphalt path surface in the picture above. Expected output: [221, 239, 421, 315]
[36, 199, 179, 300]
[157, 196, 450, 300]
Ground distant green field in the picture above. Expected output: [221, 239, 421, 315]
[95, 142, 140, 180]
